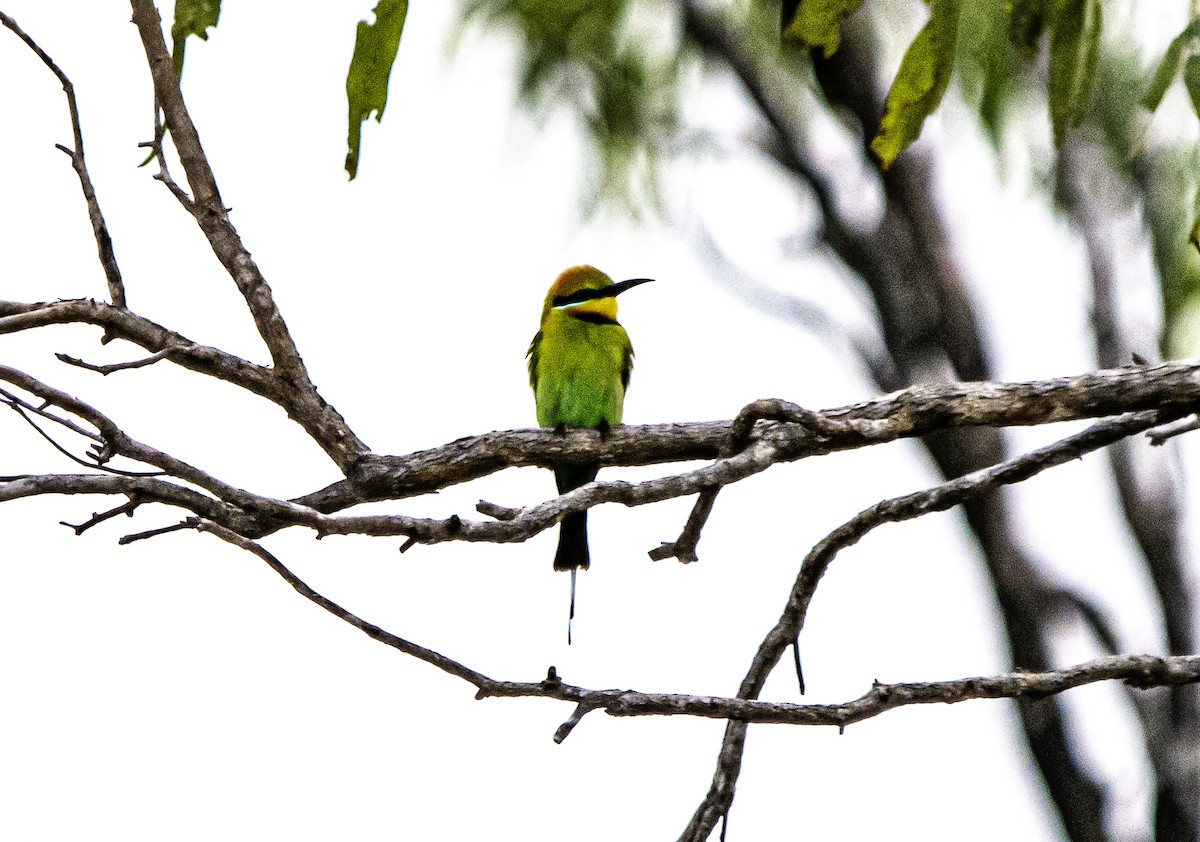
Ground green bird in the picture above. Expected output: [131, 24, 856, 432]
[527, 265, 653, 641]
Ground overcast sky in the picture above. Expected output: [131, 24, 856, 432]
[2, 2, 1197, 840]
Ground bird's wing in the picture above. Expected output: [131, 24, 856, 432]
[621, 332, 634, 390]
[527, 330, 542, 391]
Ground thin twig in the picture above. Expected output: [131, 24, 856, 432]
[137, 99, 194, 209]
[0, 387, 101, 441]
[0, 11, 125, 308]
[186, 522, 1200, 738]
[0, 365, 315, 514]
[1149, 415, 1200, 445]
[4, 402, 163, 478]
[61, 497, 141, 535]
[118, 519, 195, 544]
[194, 520, 496, 687]
[649, 486, 718, 562]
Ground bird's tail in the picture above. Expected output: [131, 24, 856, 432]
[553, 464, 597, 645]
[553, 465, 597, 571]
[553, 509, 590, 571]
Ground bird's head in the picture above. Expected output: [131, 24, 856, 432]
[542, 265, 653, 323]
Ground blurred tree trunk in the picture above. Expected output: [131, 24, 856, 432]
[682, 5, 1109, 839]
[1059, 130, 1199, 841]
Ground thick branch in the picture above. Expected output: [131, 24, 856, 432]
[3, 362, 1198, 547]
[127, 0, 367, 471]
[0, 299, 359, 468]
[308, 361, 1200, 514]
[0, 474, 243, 523]
[0, 298, 276, 394]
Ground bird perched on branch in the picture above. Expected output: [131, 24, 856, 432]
[527, 265, 653, 642]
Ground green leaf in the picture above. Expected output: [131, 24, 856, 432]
[170, 0, 222, 79]
[955, 0, 1022, 148]
[869, 0, 961, 171]
[1184, 53, 1200, 119]
[1047, 0, 1101, 146]
[345, 0, 410, 180]
[1143, 17, 1200, 113]
[1006, 0, 1047, 54]
[781, 0, 864, 58]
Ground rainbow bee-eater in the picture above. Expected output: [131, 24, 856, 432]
[527, 265, 653, 641]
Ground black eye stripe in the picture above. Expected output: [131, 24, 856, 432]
[552, 287, 611, 307]
[554, 289, 609, 309]
[551, 277, 654, 308]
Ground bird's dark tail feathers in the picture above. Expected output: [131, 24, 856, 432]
[552, 465, 597, 571]
[553, 509, 591, 571]
[553, 464, 598, 645]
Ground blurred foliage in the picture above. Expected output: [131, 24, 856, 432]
[1072, 44, 1200, 357]
[159, 0, 1200, 353]
[1007, 0, 1047, 55]
[345, 0, 410, 180]
[1143, 16, 1200, 353]
[461, 0, 680, 214]
[781, 0, 863, 58]
[1142, 17, 1200, 113]
[956, 2, 1200, 357]
[462, 0, 1200, 353]
[955, 0, 1026, 146]
[1046, 0, 1101, 146]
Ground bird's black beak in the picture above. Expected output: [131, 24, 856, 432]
[608, 277, 655, 297]
[552, 278, 655, 308]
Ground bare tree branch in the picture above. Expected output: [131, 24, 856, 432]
[0, 299, 358, 469]
[190, 521, 1200, 737]
[0, 298, 276, 393]
[680, 409, 1176, 841]
[306, 361, 1200, 518]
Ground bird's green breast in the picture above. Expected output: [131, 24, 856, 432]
[532, 310, 632, 429]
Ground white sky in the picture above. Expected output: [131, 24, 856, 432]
[1, 2, 1196, 840]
